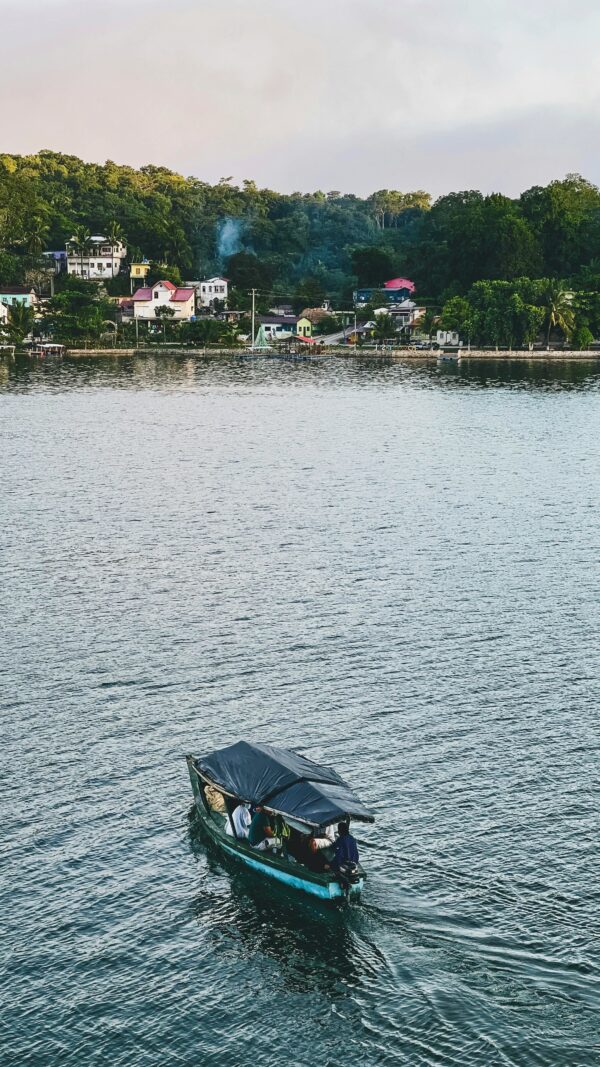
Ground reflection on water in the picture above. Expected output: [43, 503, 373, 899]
[188, 812, 364, 998]
[2, 354, 600, 1067]
[2, 350, 600, 395]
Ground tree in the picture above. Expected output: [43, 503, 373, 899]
[154, 303, 176, 342]
[148, 262, 182, 287]
[419, 308, 438, 341]
[225, 251, 274, 291]
[571, 324, 594, 350]
[572, 289, 600, 340]
[7, 302, 34, 346]
[293, 275, 325, 312]
[24, 218, 49, 261]
[72, 225, 91, 279]
[518, 302, 545, 350]
[440, 296, 475, 342]
[372, 313, 397, 343]
[45, 275, 112, 342]
[542, 280, 575, 348]
[367, 190, 431, 229]
[0, 250, 25, 287]
[521, 175, 600, 277]
[106, 220, 125, 279]
[351, 246, 396, 286]
[314, 314, 340, 336]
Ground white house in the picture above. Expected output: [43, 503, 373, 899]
[197, 277, 228, 308]
[132, 280, 196, 320]
[66, 235, 127, 279]
[374, 299, 425, 330]
[0, 302, 8, 328]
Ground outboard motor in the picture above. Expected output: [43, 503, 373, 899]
[337, 861, 361, 892]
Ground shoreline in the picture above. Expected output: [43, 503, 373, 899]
[61, 347, 600, 362]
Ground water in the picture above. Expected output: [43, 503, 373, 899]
[1, 354, 599, 1067]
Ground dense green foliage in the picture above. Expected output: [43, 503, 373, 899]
[438, 277, 600, 348]
[1, 152, 600, 345]
[2, 152, 600, 300]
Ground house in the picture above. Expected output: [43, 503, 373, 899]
[112, 296, 135, 321]
[130, 260, 150, 291]
[256, 315, 312, 341]
[269, 301, 294, 317]
[0, 287, 38, 309]
[132, 280, 196, 320]
[256, 315, 297, 341]
[42, 251, 68, 274]
[0, 302, 8, 327]
[197, 277, 228, 308]
[374, 299, 424, 329]
[66, 235, 127, 279]
[300, 307, 334, 328]
[436, 329, 460, 346]
[354, 277, 416, 307]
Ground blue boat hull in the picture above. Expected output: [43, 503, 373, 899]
[195, 798, 364, 901]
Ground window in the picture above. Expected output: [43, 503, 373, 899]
[154, 292, 159, 300]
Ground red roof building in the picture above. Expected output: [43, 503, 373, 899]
[132, 280, 196, 320]
[384, 277, 416, 293]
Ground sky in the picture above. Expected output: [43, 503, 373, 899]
[2, 0, 600, 198]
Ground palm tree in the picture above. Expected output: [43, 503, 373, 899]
[372, 313, 397, 345]
[543, 281, 575, 349]
[25, 218, 49, 260]
[106, 221, 125, 279]
[72, 225, 92, 279]
[420, 308, 439, 344]
[8, 303, 34, 346]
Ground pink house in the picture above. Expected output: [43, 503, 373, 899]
[132, 279, 196, 320]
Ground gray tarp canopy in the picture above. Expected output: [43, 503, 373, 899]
[195, 741, 375, 829]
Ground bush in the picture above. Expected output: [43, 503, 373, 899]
[571, 325, 595, 350]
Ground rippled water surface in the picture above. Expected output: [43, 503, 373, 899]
[2, 355, 599, 1067]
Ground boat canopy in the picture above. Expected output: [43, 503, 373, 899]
[195, 741, 375, 829]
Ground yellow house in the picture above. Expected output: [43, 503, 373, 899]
[296, 316, 312, 338]
[130, 261, 150, 292]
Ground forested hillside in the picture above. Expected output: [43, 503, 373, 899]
[2, 151, 600, 313]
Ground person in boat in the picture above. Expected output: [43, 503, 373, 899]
[325, 822, 359, 872]
[225, 802, 251, 839]
[247, 805, 278, 851]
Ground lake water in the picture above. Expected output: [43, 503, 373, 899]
[1, 354, 599, 1067]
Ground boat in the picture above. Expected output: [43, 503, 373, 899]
[30, 343, 66, 359]
[186, 741, 374, 901]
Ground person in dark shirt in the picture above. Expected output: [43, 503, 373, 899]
[247, 806, 275, 850]
[325, 822, 359, 872]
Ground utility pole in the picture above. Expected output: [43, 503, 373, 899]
[135, 316, 139, 347]
[250, 288, 257, 350]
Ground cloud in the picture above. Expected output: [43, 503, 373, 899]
[1, 0, 599, 195]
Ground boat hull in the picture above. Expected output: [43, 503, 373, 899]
[186, 756, 364, 901]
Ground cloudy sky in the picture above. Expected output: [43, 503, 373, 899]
[2, 0, 599, 197]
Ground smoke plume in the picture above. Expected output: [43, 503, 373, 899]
[217, 217, 245, 264]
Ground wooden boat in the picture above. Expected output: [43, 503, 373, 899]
[186, 741, 374, 901]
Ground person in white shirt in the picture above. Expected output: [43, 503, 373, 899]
[226, 803, 251, 839]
